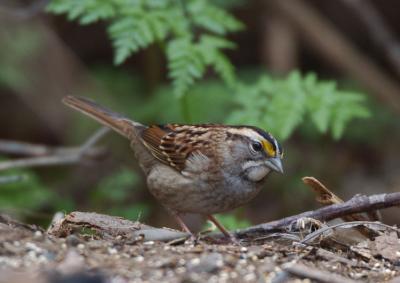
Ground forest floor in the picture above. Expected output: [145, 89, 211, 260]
[1, 212, 400, 283]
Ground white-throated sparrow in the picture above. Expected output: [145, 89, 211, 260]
[63, 96, 283, 240]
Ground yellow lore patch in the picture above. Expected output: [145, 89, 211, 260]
[261, 140, 276, 157]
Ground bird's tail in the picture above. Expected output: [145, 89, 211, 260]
[62, 96, 144, 139]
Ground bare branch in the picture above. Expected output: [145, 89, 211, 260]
[0, 155, 82, 171]
[282, 263, 360, 283]
[300, 221, 399, 244]
[234, 192, 400, 238]
[78, 127, 109, 155]
[0, 127, 109, 171]
[0, 140, 102, 157]
[303, 176, 381, 238]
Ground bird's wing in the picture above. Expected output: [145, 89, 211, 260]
[140, 124, 213, 172]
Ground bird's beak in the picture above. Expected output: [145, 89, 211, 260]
[265, 157, 284, 174]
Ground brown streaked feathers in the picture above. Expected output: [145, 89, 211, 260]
[141, 124, 215, 172]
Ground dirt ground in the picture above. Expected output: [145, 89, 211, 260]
[1, 212, 400, 283]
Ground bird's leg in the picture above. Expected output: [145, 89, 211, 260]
[207, 214, 239, 244]
[169, 210, 196, 240]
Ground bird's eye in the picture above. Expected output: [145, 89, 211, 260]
[251, 141, 263, 152]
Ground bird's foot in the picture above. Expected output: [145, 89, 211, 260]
[228, 233, 242, 245]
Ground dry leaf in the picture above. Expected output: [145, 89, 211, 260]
[302, 176, 343, 205]
[372, 232, 400, 262]
[351, 240, 373, 260]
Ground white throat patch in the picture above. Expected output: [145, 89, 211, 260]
[242, 160, 271, 182]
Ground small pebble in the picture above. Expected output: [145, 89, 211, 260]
[25, 242, 42, 253]
[33, 231, 43, 239]
[108, 247, 118, 255]
[188, 253, 223, 273]
[135, 256, 144, 262]
[243, 273, 256, 281]
[66, 235, 81, 247]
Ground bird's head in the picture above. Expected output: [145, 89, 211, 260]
[226, 126, 283, 182]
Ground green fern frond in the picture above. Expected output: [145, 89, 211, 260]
[198, 35, 236, 86]
[227, 72, 370, 141]
[47, 0, 241, 81]
[167, 38, 206, 97]
[109, 17, 151, 64]
[330, 92, 370, 139]
[47, 0, 116, 24]
[167, 35, 236, 97]
[305, 73, 337, 133]
[265, 72, 307, 139]
[226, 72, 306, 140]
[188, 0, 244, 34]
[109, 9, 172, 64]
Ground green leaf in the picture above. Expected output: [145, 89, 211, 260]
[109, 13, 163, 64]
[189, 0, 244, 35]
[47, 0, 240, 82]
[198, 35, 236, 86]
[167, 38, 206, 97]
[305, 73, 336, 133]
[47, 0, 116, 24]
[330, 92, 370, 139]
[227, 71, 370, 141]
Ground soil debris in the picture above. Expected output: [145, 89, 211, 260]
[1, 212, 399, 283]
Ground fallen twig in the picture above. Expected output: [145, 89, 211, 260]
[316, 248, 357, 266]
[0, 127, 108, 171]
[235, 192, 400, 238]
[283, 262, 360, 283]
[0, 213, 40, 232]
[300, 221, 399, 244]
